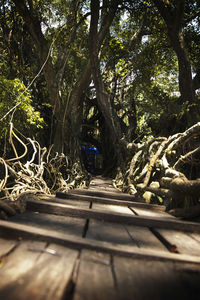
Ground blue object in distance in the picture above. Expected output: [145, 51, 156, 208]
[81, 145, 100, 154]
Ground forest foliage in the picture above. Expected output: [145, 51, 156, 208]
[0, 0, 200, 218]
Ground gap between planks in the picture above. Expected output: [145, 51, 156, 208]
[1, 220, 200, 265]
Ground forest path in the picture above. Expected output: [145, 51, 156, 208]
[0, 176, 200, 299]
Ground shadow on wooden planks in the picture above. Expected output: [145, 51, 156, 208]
[0, 176, 200, 300]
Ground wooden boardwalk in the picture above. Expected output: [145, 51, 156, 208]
[0, 176, 200, 299]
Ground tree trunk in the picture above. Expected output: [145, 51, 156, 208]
[12, 0, 64, 151]
[167, 26, 196, 105]
[88, 0, 126, 173]
[152, 0, 196, 107]
[89, 0, 122, 141]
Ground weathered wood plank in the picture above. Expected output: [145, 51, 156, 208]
[88, 203, 166, 251]
[0, 243, 79, 300]
[133, 207, 200, 256]
[0, 240, 46, 287]
[73, 249, 117, 300]
[113, 256, 197, 300]
[56, 191, 166, 211]
[0, 238, 18, 257]
[90, 177, 113, 186]
[88, 203, 167, 252]
[86, 219, 136, 245]
[125, 225, 167, 252]
[130, 206, 173, 218]
[191, 232, 200, 243]
[89, 177, 116, 192]
[41, 194, 90, 208]
[53, 198, 91, 208]
[26, 199, 200, 232]
[70, 188, 134, 201]
[1, 220, 200, 264]
[153, 229, 200, 256]
[92, 202, 133, 215]
[174, 262, 200, 298]
[10, 211, 86, 237]
[86, 203, 136, 245]
[90, 186, 120, 193]
[80, 248, 111, 265]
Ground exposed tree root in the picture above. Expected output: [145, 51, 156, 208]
[0, 123, 90, 218]
[169, 205, 200, 219]
[114, 122, 200, 219]
[2, 122, 200, 220]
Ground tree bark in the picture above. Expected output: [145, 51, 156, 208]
[168, 25, 195, 105]
[12, 0, 64, 150]
[88, 0, 127, 173]
[89, 0, 122, 145]
[193, 69, 200, 91]
[12, 0, 59, 110]
[152, 0, 196, 105]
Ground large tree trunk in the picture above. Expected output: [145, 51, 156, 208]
[88, 0, 126, 173]
[12, 0, 59, 109]
[167, 23, 196, 105]
[63, 61, 92, 162]
[12, 0, 64, 150]
[152, 0, 196, 108]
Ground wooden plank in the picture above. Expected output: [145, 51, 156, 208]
[86, 219, 137, 245]
[0, 240, 46, 287]
[80, 248, 111, 265]
[89, 184, 120, 192]
[73, 249, 117, 300]
[191, 232, 200, 243]
[0, 244, 79, 300]
[10, 211, 86, 237]
[89, 177, 115, 189]
[56, 192, 165, 210]
[133, 207, 200, 256]
[90, 186, 120, 193]
[53, 198, 90, 208]
[92, 202, 133, 215]
[113, 256, 196, 300]
[125, 225, 167, 252]
[130, 206, 173, 218]
[90, 177, 113, 184]
[153, 229, 200, 256]
[174, 262, 200, 299]
[26, 199, 200, 232]
[70, 188, 134, 201]
[90, 204, 166, 252]
[40, 194, 90, 208]
[0, 238, 18, 257]
[1, 220, 200, 264]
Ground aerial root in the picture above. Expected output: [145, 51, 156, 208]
[114, 122, 200, 218]
[0, 124, 90, 219]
